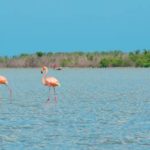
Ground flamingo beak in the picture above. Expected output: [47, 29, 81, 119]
[41, 70, 43, 74]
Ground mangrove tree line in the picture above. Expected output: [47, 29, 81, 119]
[0, 50, 150, 68]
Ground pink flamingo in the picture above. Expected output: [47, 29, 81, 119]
[0, 75, 12, 102]
[41, 66, 60, 102]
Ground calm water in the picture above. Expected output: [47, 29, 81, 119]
[0, 68, 150, 150]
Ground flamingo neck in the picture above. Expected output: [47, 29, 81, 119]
[42, 69, 48, 84]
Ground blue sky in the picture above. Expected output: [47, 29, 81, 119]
[0, 0, 150, 56]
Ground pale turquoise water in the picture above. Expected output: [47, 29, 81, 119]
[0, 68, 150, 150]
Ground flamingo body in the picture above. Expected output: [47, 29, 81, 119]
[44, 77, 60, 87]
[0, 76, 8, 85]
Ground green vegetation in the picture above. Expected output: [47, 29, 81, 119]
[0, 50, 150, 68]
[100, 58, 110, 67]
[36, 51, 45, 57]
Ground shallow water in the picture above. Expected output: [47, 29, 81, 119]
[0, 68, 150, 150]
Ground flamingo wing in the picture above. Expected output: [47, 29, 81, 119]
[45, 77, 60, 87]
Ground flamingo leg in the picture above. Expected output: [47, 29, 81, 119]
[0, 91, 2, 103]
[53, 87, 57, 102]
[5, 84, 12, 103]
[46, 87, 51, 103]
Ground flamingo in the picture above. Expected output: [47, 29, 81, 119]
[0, 75, 12, 102]
[41, 66, 60, 102]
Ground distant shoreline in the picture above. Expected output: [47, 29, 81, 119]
[0, 50, 150, 68]
[0, 67, 149, 69]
